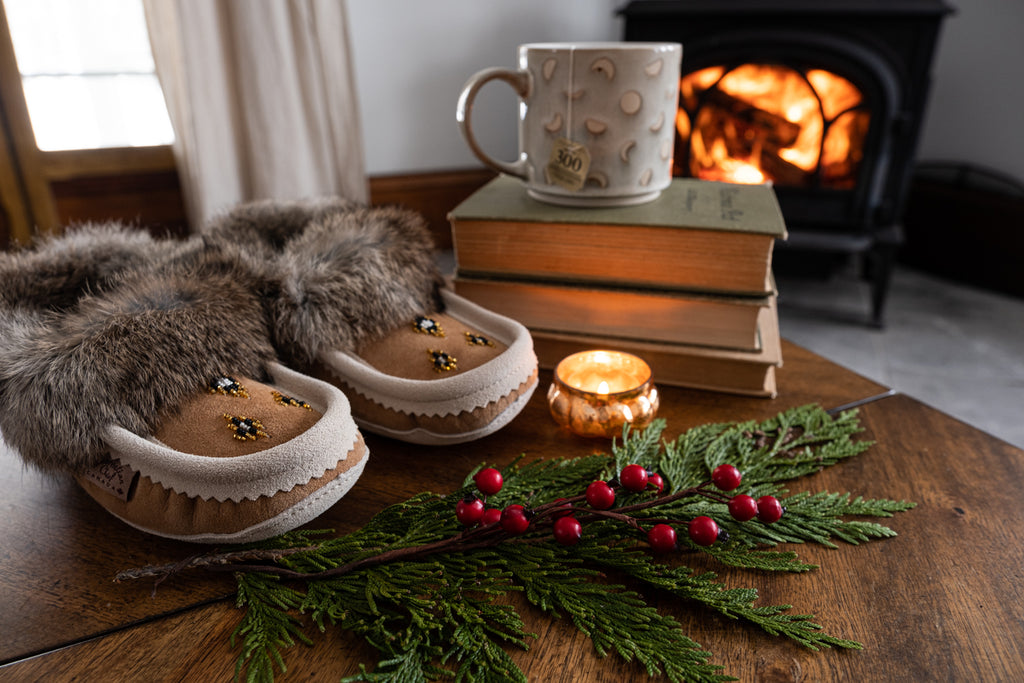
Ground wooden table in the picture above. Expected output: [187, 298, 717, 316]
[1, 340, 1022, 682]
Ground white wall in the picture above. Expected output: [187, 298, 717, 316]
[916, 0, 1024, 183]
[348, 0, 1024, 185]
[347, 0, 622, 175]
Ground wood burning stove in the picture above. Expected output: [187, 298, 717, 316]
[620, 0, 953, 325]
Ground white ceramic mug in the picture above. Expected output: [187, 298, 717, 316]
[457, 42, 682, 207]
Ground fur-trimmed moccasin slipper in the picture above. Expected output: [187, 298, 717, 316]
[207, 200, 539, 445]
[0, 225, 367, 543]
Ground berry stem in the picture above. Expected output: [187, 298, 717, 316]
[610, 485, 709, 515]
[695, 480, 734, 503]
[574, 508, 645, 531]
[529, 492, 588, 520]
[118, 474, 743, 586]
[204, 525, 512, 581]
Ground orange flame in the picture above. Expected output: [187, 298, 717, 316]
[678, 64, 869, 188]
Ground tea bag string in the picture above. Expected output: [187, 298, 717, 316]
[566, 46, 575, 143]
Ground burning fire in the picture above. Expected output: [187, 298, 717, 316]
[677, 63, 869, 188]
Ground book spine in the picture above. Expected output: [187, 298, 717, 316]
[531, 331, 777, 397]
[451, 220, 775, 295]
[453, 277, 763, 351]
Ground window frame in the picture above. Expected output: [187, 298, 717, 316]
[0, 2, 176, 245]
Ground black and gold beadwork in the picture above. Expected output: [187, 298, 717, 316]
[428, 349, 458, 372]
[413, 316, 445, 337]
[222, 414, 268, 441]
[272, 391, 312, 410]
[415, 316, 499, 373]
[465, 331, 495, 347]
[209, 376, 249, 398]
[210, 378, 313, 439]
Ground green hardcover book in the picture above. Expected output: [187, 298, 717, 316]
[448, 174, 787, 296]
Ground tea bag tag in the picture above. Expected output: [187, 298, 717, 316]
[546, 137, 591, 192]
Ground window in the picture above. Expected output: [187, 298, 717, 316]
[4, 0, 173, 151]
[0, 0, 183, 246]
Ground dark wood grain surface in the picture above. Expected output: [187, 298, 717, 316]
[4, 341, 1020, 681]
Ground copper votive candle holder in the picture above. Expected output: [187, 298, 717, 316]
[547, 350, 660, 438]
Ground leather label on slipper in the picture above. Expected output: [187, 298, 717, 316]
[82, 460, 140, 502]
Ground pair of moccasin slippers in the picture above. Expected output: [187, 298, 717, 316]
[0, 200, 538, 543]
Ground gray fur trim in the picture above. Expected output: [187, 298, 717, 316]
[203, 197, 361, 259]
[0, 236, 277, 474]
[208, 200, 444, 367]
[1, 200, 443, 471]
[0, 222, 159, 310]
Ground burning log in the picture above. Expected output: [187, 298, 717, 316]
[690, 104, 811, 187]
[701, 89, 801, 148]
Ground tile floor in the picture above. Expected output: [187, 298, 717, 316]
[776, 265, 1024, 450]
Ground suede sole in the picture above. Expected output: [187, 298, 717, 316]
[337, 372, 539, 445]
[76, 439, 367, 544]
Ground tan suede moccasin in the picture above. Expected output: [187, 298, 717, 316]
[317, 289, 538, 444]
[77, 363, 366, 543]
[206, 199, 539, 445]
[0, 224, 368, 543]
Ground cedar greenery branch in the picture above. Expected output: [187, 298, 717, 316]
[117, 404, 914, 683]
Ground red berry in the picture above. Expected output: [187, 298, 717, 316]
[688, 516, 720, 546]
[481, 507, 502, 526]
[552, 516, 583, 546]
[474, 467, 504, 496]
[711, 464, 742, 491]
[500, 504, 531, 535]
[647, 523, 677, 552]
[756, 496, 784, 524]
[620, 464, 649, 492]
[728, 494, 758, 522]
[648, 472, 665, 494]
[455, 495, 485, 526]
[585, 481, 616, 510]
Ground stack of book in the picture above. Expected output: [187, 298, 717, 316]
[447, 175, 787, 397]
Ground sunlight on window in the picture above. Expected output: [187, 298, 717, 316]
[4, 0, 174, 151]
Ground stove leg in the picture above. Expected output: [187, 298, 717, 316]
[866, 236, 898, 328]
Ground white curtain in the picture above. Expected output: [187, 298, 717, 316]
[142, 0, 368, 230]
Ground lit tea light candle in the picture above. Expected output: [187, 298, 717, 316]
[547, 350, 660, 438]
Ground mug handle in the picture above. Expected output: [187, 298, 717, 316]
[457, 67, 531, 179]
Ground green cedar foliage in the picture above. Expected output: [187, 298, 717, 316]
[229, 404, 913, 682]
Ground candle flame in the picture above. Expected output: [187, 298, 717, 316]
[556, 350, 652, 394]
